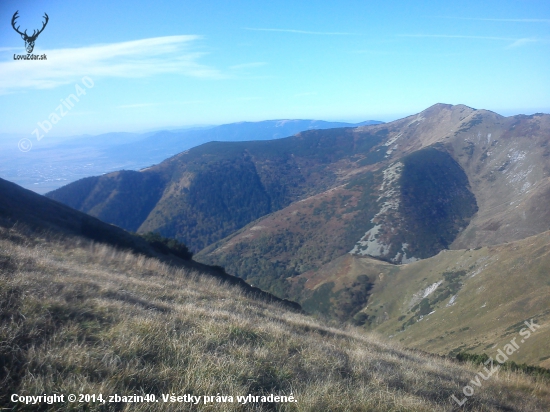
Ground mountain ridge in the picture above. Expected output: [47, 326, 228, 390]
[45, 103, 550, 313]
[1, 119, 381, 194]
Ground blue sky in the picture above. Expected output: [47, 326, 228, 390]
[0, 0, 549, 137]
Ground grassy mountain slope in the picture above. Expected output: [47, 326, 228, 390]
[448, 112, 550, 249]
[46, 126, 393, 252]
[46, 105, 550, 330]
[0, 176, 154, 255]
[291, 230, 550, 367]
[197, 105, 549, 297]
[47, 104, 486, 259]
[195, 142, 478, 296]
[0, 177, 300, 310]
[1, 223, 549, 411]
[196, 171, 383, 297]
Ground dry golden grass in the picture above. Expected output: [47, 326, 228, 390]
[1, 224, 549, 411]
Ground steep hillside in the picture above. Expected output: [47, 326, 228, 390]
[448, 112, 550, 248]
[47, 125, 395, 251]
[47, 104, 550, 304]
[0, 176, 154, 255]
[0, 177, 299, 310]
[47, 104, 481, 255]
[349, 146, 478, 262]
[197, 146, 476, 296]
[1, 223, 549, 411]
[198, 106, 549, 297]
[288, 230, 550, 367]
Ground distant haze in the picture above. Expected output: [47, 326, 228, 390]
[0, 118, 381, 193]
[0, 1, 548, 136]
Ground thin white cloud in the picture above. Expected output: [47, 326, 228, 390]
[436, 17, 550, 23]
[399, 34, 545, 49]
[353, 48, 491, 57]
[506, 38, 539, 48]
[229, 62, 267, 70]
[244, 28, 358, 35]
[399, 34, 517, 41]
[0, 35, 224, 93]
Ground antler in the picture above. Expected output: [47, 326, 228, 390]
[11, 11, 49, 40]
[11, 11, 49, 53]
[11, 11, 27, 37]
[31, 13, 49, 39]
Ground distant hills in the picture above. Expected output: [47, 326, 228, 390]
[47, 104, 550, 261]
[194, 105, 550, 282]
[46, 124, 390, 252]
[44, 104, 550, 364]
[0, 119, 381, 194]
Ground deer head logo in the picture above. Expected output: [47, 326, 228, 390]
[11, 11, 49, 54]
